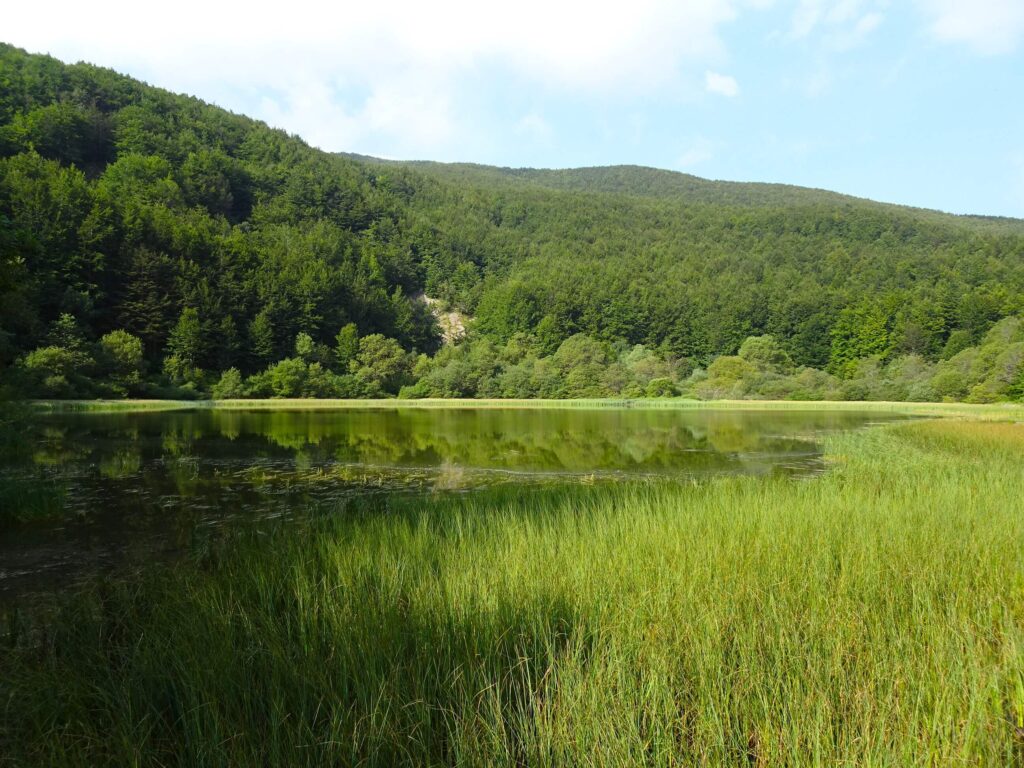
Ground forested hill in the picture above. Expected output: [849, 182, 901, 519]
[352, 154, 1024, 229]
[0, 43, 441, 379]
[357, 155, 1024, 369]
[2, 43, 1024, 402]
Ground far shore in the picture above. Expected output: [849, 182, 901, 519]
[23, 398, 1024, 421]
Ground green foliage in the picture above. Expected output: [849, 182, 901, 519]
[164, 307, 204, 385]
[294, 332, 315, 362]
[97, 330, 144, 394]
[210, 367, 245, 399]
[739, 335, 794, 373]
[2, 44, 1024, 404]
[245, 358, 357, 399]
[335, 323, 359, 370]
[267, 358, 307, 398]
[829, 301, 894, 378]
[1007, 366, 1024, 402]
[942, 329, 974, 360]
[475, 283, 541, 341]
[216, 316, 240, 371]
[551, 334, 610, 398]
[695, 356, 758, 399]
[16, 345, 94, 397]
[0, 44, 440, 399]
[43, 316, 86, 361]
[248, 311, 276, 369]
[352, 334, 413, 395]
[929, 318, 1024, 403]
[179, 148, 249, 220]
[117, 247, 177, 354]
[532, 314, 564, 357]
[1, 102, 103, 168]
[645, 377, 678, 397]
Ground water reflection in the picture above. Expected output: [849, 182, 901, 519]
[1, 407, 902, 597]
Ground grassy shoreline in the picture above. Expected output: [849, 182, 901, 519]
[26, 396, 1024, 421]
[2, 416, 1023, 764]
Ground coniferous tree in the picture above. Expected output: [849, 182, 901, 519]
[117, 247, 176, 355]
[248, 311, 276, 370]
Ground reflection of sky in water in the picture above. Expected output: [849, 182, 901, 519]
[1, 408, 908, 598]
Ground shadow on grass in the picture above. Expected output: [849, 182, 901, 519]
[0, 488, 600, 767]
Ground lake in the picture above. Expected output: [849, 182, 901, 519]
[0, 406, 906, 598]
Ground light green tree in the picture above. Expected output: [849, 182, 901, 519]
[352, 334, 411, 395]
[164, 307, 204, 385]
[335, 323, 359, 371]
[210, 367, 245, 399]
[98, 329, 144, 393]
[738, 335, 794, 373]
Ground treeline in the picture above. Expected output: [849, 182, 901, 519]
[14, 308, 1020, 404]
[2, 43, 1024, 403]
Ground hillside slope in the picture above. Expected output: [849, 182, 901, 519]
[2, 43, 1023, 396]
[354, 154, 1024, 229]
[363, 156, 1024, 367]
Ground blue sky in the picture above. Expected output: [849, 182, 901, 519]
[6, 1, 1024, 216]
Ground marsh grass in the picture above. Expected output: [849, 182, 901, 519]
[29, 399, 199, 413]
[1, 420, 1024, 765]
[0, 474, 65, 527]
[30, 396, 1024, 421]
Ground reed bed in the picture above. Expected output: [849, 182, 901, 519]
[29, 396, 1024, 421]
[28, 399, 200, 413]
[1, 419, 1023, 766]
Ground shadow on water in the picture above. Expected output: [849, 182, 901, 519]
[0, 407, 908, 600]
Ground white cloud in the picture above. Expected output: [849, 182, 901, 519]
[855, 12, 884, 35]
[827, 11, 883, 50]
[791, 0, 825, 39]
[678, 137, 717, 168]
[514, 113, 554, 144]
[258, 75, 457, 158]
[804, 68, 833, 97]
[3, 0, 763, 155]
[916, 0, 1024, 55]
[788, 0, 884, 48]
[705, 70, 740, 97]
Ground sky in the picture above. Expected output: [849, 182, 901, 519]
[5, 0, 1024, 217]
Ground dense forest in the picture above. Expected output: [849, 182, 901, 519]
[2, 43, 1024, 402]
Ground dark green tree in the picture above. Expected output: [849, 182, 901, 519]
[117, 248, 176, 356]
[248, 310, 276, 370]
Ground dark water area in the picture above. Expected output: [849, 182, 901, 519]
[0, 407, 907, 600]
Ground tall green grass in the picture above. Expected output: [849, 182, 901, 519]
[2, 420, 1024, 766]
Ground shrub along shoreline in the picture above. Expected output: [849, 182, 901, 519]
[10, 316, 1024, 407]
[2, 415, 1023, 765]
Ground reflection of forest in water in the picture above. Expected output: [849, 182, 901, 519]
[1, 408, 905, 598]
[28, 407, 895, 480]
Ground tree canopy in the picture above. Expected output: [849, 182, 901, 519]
[2, 43, 1023, 403]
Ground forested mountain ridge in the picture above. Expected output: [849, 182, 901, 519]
[352, 154, 1024, 231]
[366, 155, 1024, 367]
[2, 43, 1024, 402]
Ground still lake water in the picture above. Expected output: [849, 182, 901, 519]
[1, 407, 905, 598]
